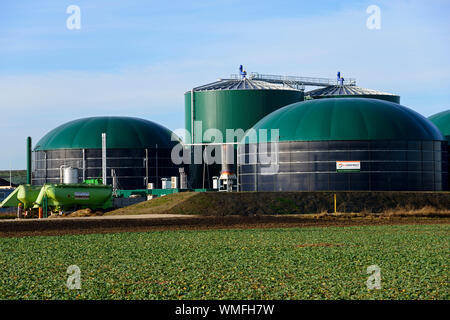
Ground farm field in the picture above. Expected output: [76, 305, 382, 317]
[0, 224, 448, 300]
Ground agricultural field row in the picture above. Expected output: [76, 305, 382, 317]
[0, 224, 448, 299]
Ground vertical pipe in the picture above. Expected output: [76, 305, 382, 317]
[254, 145, 258, 192]
[145, 148, 149, 188]
[43, 196, 48, 219]
[237, 146, 240, 192]
[191, 89, 195, 144]
[60, 165, 64, 184]
[190, 90, 195, 189]
[202, 160, 205, 189]
[206, 163, 210, 189]
[82, 149, 86, 182]
[44, 151, 47, 184]
[155, 144, 159, 188]
[9, 160, 12, 188]
[26, 137, 32, 185]
[102, 133, 107, 185]
[111, 169, 117, 191]
[17, 204, 22, 219]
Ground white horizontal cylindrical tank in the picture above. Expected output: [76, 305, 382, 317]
[63, 167, 78, 184]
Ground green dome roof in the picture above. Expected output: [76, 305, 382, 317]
[242, 98, 443, 143]
[35, 116, 180, 151]
[428, 110, 450, 142]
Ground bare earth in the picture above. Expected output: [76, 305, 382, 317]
[1, 214, 449, 238]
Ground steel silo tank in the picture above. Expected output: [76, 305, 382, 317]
[185, 78, 304, 188]
[185, 78, 304, 144]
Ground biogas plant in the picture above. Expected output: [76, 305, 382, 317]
[1, 67, 449, 217]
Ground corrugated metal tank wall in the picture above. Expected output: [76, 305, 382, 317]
[238, 98, 448, 192]
[184, 88, 304, 188]
[185, 89, 304, 143]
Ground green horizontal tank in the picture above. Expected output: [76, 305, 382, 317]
[17, 185, 42, 209]
[0, 185, 41, 209]
[185, 79, 304, 143]
[34, 184, 113, 211]
[1, 183, 113, 213]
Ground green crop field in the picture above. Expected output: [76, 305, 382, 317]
[0, 224, 448, 300]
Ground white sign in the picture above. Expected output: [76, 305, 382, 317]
[74, 192, 90, 200]
[336, 161, 360, 172]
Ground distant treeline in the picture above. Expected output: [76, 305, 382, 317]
[0, 170, 26, 185]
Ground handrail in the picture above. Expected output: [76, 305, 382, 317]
[230, 72, 356, 87]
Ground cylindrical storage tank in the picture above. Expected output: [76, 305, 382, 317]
[429, 110, 450, 189]
[185, 79, 304, 144]
[306, 85, 400, 103]
[33, 117, 182, 190]
[238, 98, 447, 191]
[33, 184, 113, 211]
[45, 185, 112, 207]
[161, 178, 171, 189]
[63, 167, 78, 184]
[429, 110, 450, 141]
[185, 78, 304, 187]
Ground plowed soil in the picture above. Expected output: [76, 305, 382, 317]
[1, 214, 449, 238]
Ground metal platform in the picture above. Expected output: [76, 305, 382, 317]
[230, 72, 356, 89]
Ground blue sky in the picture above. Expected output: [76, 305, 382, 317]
[0, 0, 449, 169]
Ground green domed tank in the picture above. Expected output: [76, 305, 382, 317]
[239, 98, 446, 191]
[429, 110, 450, 141]
[429, 110, 450, 189]
[33, 116, 181, 189]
